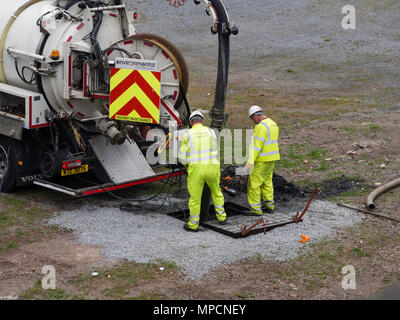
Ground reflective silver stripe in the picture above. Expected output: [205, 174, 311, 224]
[189, 220, 199, 225]
[250, 202, 262, 208]
[216, 212, 225, 217]
[189, 148, 216, 156]
[259, 151, 279, 157]
[254, 136, 266, 142]
[260, 121, 279, 146]
[251, 146, 262, 151]
[215, 209, 225, 214]
[260, 121, 271, 142]
[215, 205, 224, 209]
[188, 154, 217, 162]
[264, 139, 278, 146]
[190, 215, 200, 219]
[187, 128, 217, 157]
[208, 128, 215, 150]
[187, 131, 194, 152]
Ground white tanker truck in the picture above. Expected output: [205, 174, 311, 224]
[0, 0, 236, 197]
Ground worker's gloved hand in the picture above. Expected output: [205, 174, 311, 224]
[235, 165, 250, 176]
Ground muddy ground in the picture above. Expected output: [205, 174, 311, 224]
[1, 0, 400, 300]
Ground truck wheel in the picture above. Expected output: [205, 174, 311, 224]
[0, 137, 16, 193]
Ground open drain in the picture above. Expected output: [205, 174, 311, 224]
[168, 202, 302, 238]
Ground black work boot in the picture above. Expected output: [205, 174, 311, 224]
[183, 224, 198, 232]
[261, 204, 274, 214]
[262, 207, 274, 214]
[247, 212, 263, 217]
[218, 220, 227, 225]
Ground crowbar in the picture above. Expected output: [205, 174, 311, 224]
[157, 132, 173, 154]
[293, 188, 322, 223]
[241, 218, 267, 236]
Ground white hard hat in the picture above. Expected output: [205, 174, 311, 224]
[189, 110, 204, 121]
[248, 105, 263, 118]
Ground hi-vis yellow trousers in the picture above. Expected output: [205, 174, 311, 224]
[247, 161, 275, 215]
[187, 164, 226, 230]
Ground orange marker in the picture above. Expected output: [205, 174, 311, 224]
[298, 234, 310, 243]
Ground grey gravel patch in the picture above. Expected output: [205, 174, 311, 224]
[46, 199, 361, 280]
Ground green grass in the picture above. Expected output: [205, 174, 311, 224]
[341, 125, 358, 134]
[368, 123, 383, 131]
[20, 279, 75, 300]
[285, 68, 297, 74]
[0, 241, 19, 251]
[276, 145, 330, 171]
[0, 194, 55, 252]
[20, 261, 176, 300]
[315, 161, 330, 172]
[255, 252, 263, 261]
[352, 247, 371, 258]
[236, 293, 246, 299]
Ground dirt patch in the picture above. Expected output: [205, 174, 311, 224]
[221, 166, 368, 204]
[317, 177, 367, 198]
[0, 233, 118, 298]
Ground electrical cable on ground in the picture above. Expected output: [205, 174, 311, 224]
[73, 167, 187, 214]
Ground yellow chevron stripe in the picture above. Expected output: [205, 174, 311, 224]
[110, 83, 159, 120]
[138, 70, 161, 94]
[110, 68, 134, 91]
[131, 83, 159, 120]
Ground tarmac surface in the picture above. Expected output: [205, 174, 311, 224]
[127, 0, 400, 98]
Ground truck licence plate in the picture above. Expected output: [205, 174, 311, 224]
[61, 165, 89, 176]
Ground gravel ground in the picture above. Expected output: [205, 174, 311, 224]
[46, 199, 362, 280]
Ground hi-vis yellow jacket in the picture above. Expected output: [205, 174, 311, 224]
[178, 124, 219, 166]
[248, 118, 280, 165]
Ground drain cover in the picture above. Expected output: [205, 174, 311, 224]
[169, 202, 301, 238]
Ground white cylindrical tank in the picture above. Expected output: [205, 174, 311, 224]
[0, 0, 188, 140]
[1, 0, 127, 119]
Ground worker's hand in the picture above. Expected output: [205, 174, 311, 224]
[235, 164, 250, 176]
[245, 162, 252, 170]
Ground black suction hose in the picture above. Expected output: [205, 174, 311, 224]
[199, 0, 235, 223]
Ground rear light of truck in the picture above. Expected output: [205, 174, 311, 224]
[62, 160, 82, 170]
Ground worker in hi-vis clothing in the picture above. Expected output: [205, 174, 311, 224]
[178, 111, 227, 232]
[246, 106, 280, 216]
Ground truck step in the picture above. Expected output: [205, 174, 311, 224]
[89, 135, 155, 185]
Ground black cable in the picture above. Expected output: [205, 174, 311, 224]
[15, 59, 36, 85]
[74, 173, 170, 201]
[22, 66, 36, 85]
[72, 168, 182, 212]
[179, 82, 191, 126]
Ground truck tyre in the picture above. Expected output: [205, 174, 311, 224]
[0, 137, 17, 193]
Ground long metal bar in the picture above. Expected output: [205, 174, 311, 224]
[6, 47, 46, 62]
[293, 188, 321, 223]
[337, 203, 400, 223]
[89, 4, 126, 12]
